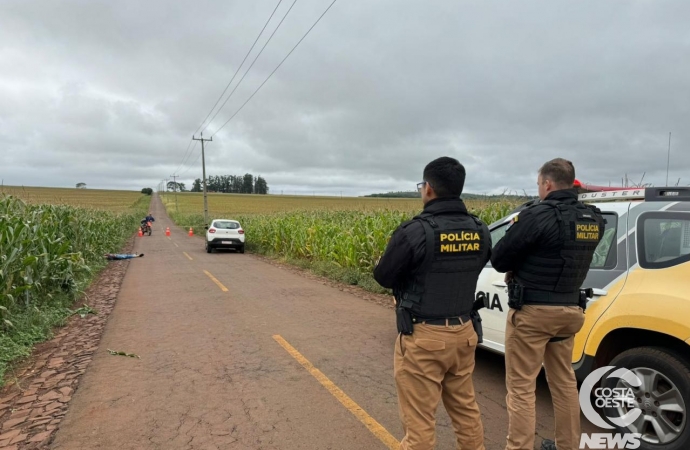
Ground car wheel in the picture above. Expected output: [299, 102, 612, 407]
[239, 245, 245, 254]
[602, 347, 690, 450]
[206, 242, 212, 254]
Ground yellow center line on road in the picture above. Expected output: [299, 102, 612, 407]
[183, 252, 193, 261]
[203, 270, 228, 292]
[272, 335, 399, 450]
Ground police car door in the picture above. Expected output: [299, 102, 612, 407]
[474, 213, 517, 353]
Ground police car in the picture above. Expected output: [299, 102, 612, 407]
[477, 186, 690, 450]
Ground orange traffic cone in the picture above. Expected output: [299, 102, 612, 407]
[165, 227, 171, 237]
[138, 228, 143, 237]
[188, 227, 194, 236]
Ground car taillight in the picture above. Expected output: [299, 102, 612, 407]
[238, 229, 244, 234]
[209, 228, 216, 233]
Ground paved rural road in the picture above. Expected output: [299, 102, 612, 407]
[51, 197, 590, 450]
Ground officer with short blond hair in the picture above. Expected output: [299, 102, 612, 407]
[491, 158, 605, 450]
[374, 156, 490, 450]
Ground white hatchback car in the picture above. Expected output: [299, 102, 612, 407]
[205, 219, 245, 253]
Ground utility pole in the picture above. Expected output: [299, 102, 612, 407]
[192, 132, 213, 227]
[170, 174, 179, 212]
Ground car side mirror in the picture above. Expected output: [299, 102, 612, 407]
[204, 225, 209, 230]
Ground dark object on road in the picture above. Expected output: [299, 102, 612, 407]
[105, 253, 144, 260]
[107, 349, 141, 359]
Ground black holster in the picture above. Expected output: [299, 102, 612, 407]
[579, 288, 593, 312]
[470, 311, 483, 344]
[507, 282, 524, 310]
[396, 306, 414, 335]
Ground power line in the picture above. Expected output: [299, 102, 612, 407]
[173, 138, 196, 176]
[210, 0, 338, 138]
[202, 0, 299, 134]
[173, 0, 284, 176]
[194, 0, 285, 136]
[176, 140, 199, 175]
[178, 146, 202, 177]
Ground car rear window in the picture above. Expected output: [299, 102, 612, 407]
[213, 221, 240, 229]
[638, 212, 690, 269]
[590, 213, 617, 269]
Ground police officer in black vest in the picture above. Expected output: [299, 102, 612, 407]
[491, 158, 605, 450]
[374, 157, 490, 450]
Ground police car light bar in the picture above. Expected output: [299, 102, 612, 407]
[578, 189, 646, 202]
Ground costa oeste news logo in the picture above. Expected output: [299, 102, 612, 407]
[579, 366, 643, 449]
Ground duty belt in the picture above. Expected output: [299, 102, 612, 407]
[521, 289, 580, 306]
[412, 314, 472, 326]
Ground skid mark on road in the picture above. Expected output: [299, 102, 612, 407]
[183, 252, 193, 261]
[203, 270, 228, 292]
[273, 335, 399, 450]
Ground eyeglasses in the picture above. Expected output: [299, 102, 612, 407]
[416, 181, 428, 192]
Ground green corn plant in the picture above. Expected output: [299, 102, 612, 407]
[0, 195, 146, 311]
[167, 196, 524, 275]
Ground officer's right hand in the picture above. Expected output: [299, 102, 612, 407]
[504, 271, 514, 284]
[472, 297, 486, 311]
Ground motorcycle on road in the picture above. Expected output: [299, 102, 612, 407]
[140, 221, 152, 236]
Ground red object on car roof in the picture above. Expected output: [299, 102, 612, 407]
[574, 179, 627, 192]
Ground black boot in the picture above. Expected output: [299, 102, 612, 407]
[541, 439, 557, 450]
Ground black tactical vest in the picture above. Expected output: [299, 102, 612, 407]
[517, 200, 604, 294]
[400, 212, 490, 319]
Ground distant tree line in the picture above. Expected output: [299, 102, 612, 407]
[364, 191, 421, 198]
[191, 174, 269, 195]
[364, 190, 533, 200]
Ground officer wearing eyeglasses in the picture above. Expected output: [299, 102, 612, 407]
[374, 156, 490, 450]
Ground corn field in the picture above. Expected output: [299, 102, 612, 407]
[0, 185, 146, 212]
[0, 194, 147, 382]
[169, 198, 520, 273]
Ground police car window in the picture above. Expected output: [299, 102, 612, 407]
[490, 224, 509, 248]
[638, 212, 690, 269]
[590, 213, 617, 269]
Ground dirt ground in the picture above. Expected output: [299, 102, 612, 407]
[0, 196, 597, 450]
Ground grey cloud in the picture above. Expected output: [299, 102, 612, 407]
[1, 0, 689, 197]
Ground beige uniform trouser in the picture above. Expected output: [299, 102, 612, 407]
[504, 305, 585, 450]
[394, 321, 485, 450]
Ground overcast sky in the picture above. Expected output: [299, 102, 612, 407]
[1, 0, 688, 196]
